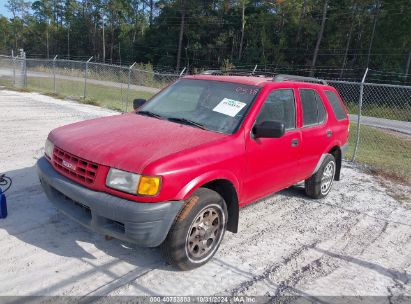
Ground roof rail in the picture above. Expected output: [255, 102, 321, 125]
[200, 69, 267, 77]
[200, 70, 224, 75]
[273, 74, 328, 85]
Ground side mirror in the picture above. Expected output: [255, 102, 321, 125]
[253, 121, 285, 139]
[133, 98, 147, 110]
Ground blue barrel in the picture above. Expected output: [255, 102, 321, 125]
[0, 188, 7, 219]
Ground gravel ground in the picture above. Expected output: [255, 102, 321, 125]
[0, 89, 410, 299]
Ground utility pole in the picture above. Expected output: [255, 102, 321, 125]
[405, 49, 411, 83]
[176, 0, 186, 72]
[149, 0, 154, 26]
[366, 0, 380, 68]
[67, 23, 70, 59]
[238, 0, 246, 60]
[340, 1, 356, 78]
[310, 0, 329, 77]
[46, 20, 50, 59]
[296, 0, 308, 46]
[102, 18, 106, 62]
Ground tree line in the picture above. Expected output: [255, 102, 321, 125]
[0, 0, 410, 81]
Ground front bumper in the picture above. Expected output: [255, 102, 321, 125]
[36, 157, 184, 247]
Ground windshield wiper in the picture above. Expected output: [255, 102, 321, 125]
[137, 110, 163, 119]
[167, 117, 207, 130]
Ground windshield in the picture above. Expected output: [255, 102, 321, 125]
[139, 79, 260, 134]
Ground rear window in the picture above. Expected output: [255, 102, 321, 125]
[300, 89, 327, 127]
[325, 91, 347, 120]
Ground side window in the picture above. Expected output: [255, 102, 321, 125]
[325, 91, 347, 120]
[256, 89, 296, 130]
[300, 89, 327, 127]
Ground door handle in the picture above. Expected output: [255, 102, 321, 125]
[326, 130, 333, 137]
[291, 138, 299, 147]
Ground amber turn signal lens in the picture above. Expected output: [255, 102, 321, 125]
[137, 176, 161, 196]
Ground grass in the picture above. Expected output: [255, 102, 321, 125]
[347, 122, 411, 184]
[0, 76, 154, 112]
[345, 102, 411, 122]
[28, 77, 154, 111]
[30, 63, 171, 89]
[0, 76, 14, 87]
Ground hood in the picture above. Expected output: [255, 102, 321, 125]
[49, 113, 226, 173]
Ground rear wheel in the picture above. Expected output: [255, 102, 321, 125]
[305, 154, 336, 199]
[160, 188, 227, 270]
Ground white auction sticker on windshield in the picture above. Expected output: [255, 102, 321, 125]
[213, 98, 246, 117]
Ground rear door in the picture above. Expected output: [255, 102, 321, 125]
[323, 90, 350, 146]
[297, 88, 331, 180]
[243, 88, 302, 204]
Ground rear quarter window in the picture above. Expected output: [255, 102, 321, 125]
[325, 91, 347, 120]
[299, 89, 327, 127]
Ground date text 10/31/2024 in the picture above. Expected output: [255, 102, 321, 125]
[149, 297, 257, 303]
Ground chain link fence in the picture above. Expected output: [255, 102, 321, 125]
[0, 54, 26, 87]
[329, 79, 411, 159]
[0, 54, 180, 112]
[0, 54, 410, 179]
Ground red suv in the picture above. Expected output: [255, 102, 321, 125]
[37, 74, 349, 270]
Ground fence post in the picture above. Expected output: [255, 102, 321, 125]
[22, 50, 27, 88]
[11, 50, 16, 86]
[352, 68, 369, 161]
[83, 56, 93, 99]
[126, 62, 136, 112]
[251, 64, 258, 75]
[179, 67, 186, 77]
[53, 55, 58, 93]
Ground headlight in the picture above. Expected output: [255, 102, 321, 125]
[45, 139, 54, 159]
[106, 168, 161, 196]
[106, 168, 141, 194]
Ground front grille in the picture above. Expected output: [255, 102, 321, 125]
[53, 146, 99, 185]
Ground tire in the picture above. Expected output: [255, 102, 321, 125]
[160, 188, 228, 270]
[305, 154, 336, 199]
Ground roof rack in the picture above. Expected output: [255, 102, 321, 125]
[200, 70, 224, 75]
[273, 74, 328, 85]
[199, 69, 270, 77]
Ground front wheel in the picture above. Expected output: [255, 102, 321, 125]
[305, 154, 336, 199]
[160, 188, 227, 270]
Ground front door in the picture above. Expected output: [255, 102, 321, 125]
[243, 88, 302, 205]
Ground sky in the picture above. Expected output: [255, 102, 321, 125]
[0, 0, 11, 18]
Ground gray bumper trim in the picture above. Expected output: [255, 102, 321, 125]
[37, 157, 184, 247]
